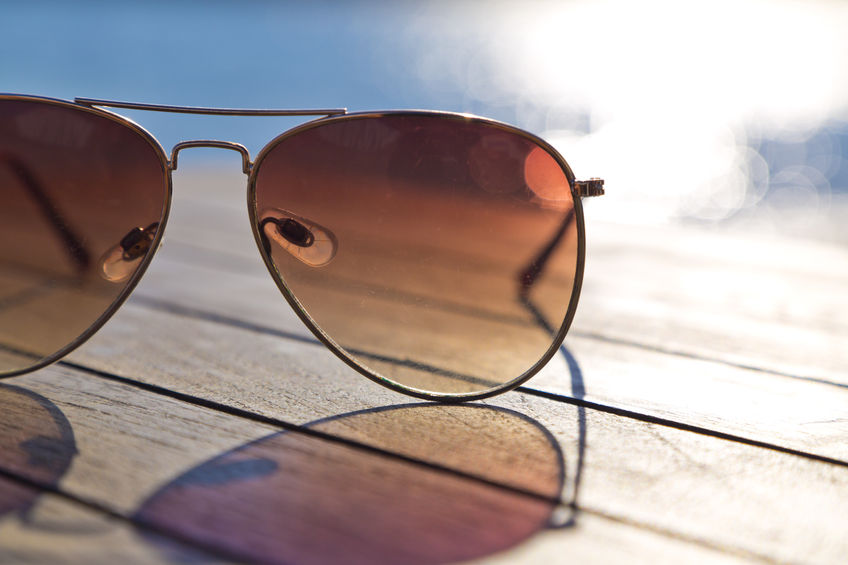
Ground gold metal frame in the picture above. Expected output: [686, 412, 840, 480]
[0, 93, 603, 402]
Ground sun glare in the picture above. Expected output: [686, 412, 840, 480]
[403, 0, 848, 226]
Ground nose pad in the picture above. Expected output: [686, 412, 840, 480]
[99, 222, 159, 282]
[258, 208, 337, 267]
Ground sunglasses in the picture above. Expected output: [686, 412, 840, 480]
[0, 94, 603, 401]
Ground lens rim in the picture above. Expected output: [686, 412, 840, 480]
[0, 94, 173, 378]
[248, 111, 586, 401]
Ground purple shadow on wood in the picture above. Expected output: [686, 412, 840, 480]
[0, 384, 77, 519]
[135, 403, 567, 565]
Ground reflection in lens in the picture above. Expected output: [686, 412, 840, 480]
[253, 114, 579, 396]
[0, 99, 168, 375]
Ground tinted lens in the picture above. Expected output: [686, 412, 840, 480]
[253, 114, 581, 397]
[0, 98, 168, 374]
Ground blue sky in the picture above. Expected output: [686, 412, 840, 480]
[1, 2, 477, 150]
[3, 1, 847, 229]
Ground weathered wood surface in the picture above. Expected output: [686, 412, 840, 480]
[116, 172, 848, 462]
[1, 168, 847, 563]
[2, 367, 755, 564]
[0, 476, 222, 564]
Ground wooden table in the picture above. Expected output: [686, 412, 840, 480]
[1, 166, 846, 564]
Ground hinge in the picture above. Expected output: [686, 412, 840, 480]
[574, 178, 605, 197]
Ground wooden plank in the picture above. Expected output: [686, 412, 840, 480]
[61, 303, 848, 562]
[578, 221, 848, 383]
[0, 378, 224, 564]
[171, 212, 848, 385]
[119, 247, 848, 462]
[0, 477, 749, 565]
[0, 476, 225, 564]
[112, 169, 848, 458]
[160, 169, 848, 384]
[473, 515, 754, 565]
[0, 368, 751, 564]
[67, 311, 581, 499]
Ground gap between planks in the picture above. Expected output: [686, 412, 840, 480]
[0, 365, 767, 565]
[38, 355, 845, 563]
[121, 292, 848, 470]
[117, 239, 848, 462]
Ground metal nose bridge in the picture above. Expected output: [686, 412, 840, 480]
[170, 141, 252, 174]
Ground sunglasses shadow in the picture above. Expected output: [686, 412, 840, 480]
[133, 358, 586, 565]
[0, 383, 78, 524]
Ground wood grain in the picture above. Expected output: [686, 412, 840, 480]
[118, 238, 848, 462]
[64, 301, 848, 563]
[0, 477, 223, 565]
[0, 366, 753, 564]
[578, 221, 848, 383]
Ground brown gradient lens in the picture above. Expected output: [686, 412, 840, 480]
[252, 114, 580, 396]
[0, 98, 168, 375]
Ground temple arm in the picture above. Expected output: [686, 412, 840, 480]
[517, 178, 604, 299]
[1, 153, 91, 272]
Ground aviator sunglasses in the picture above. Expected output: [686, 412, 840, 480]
[0, 94, 604, 401]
